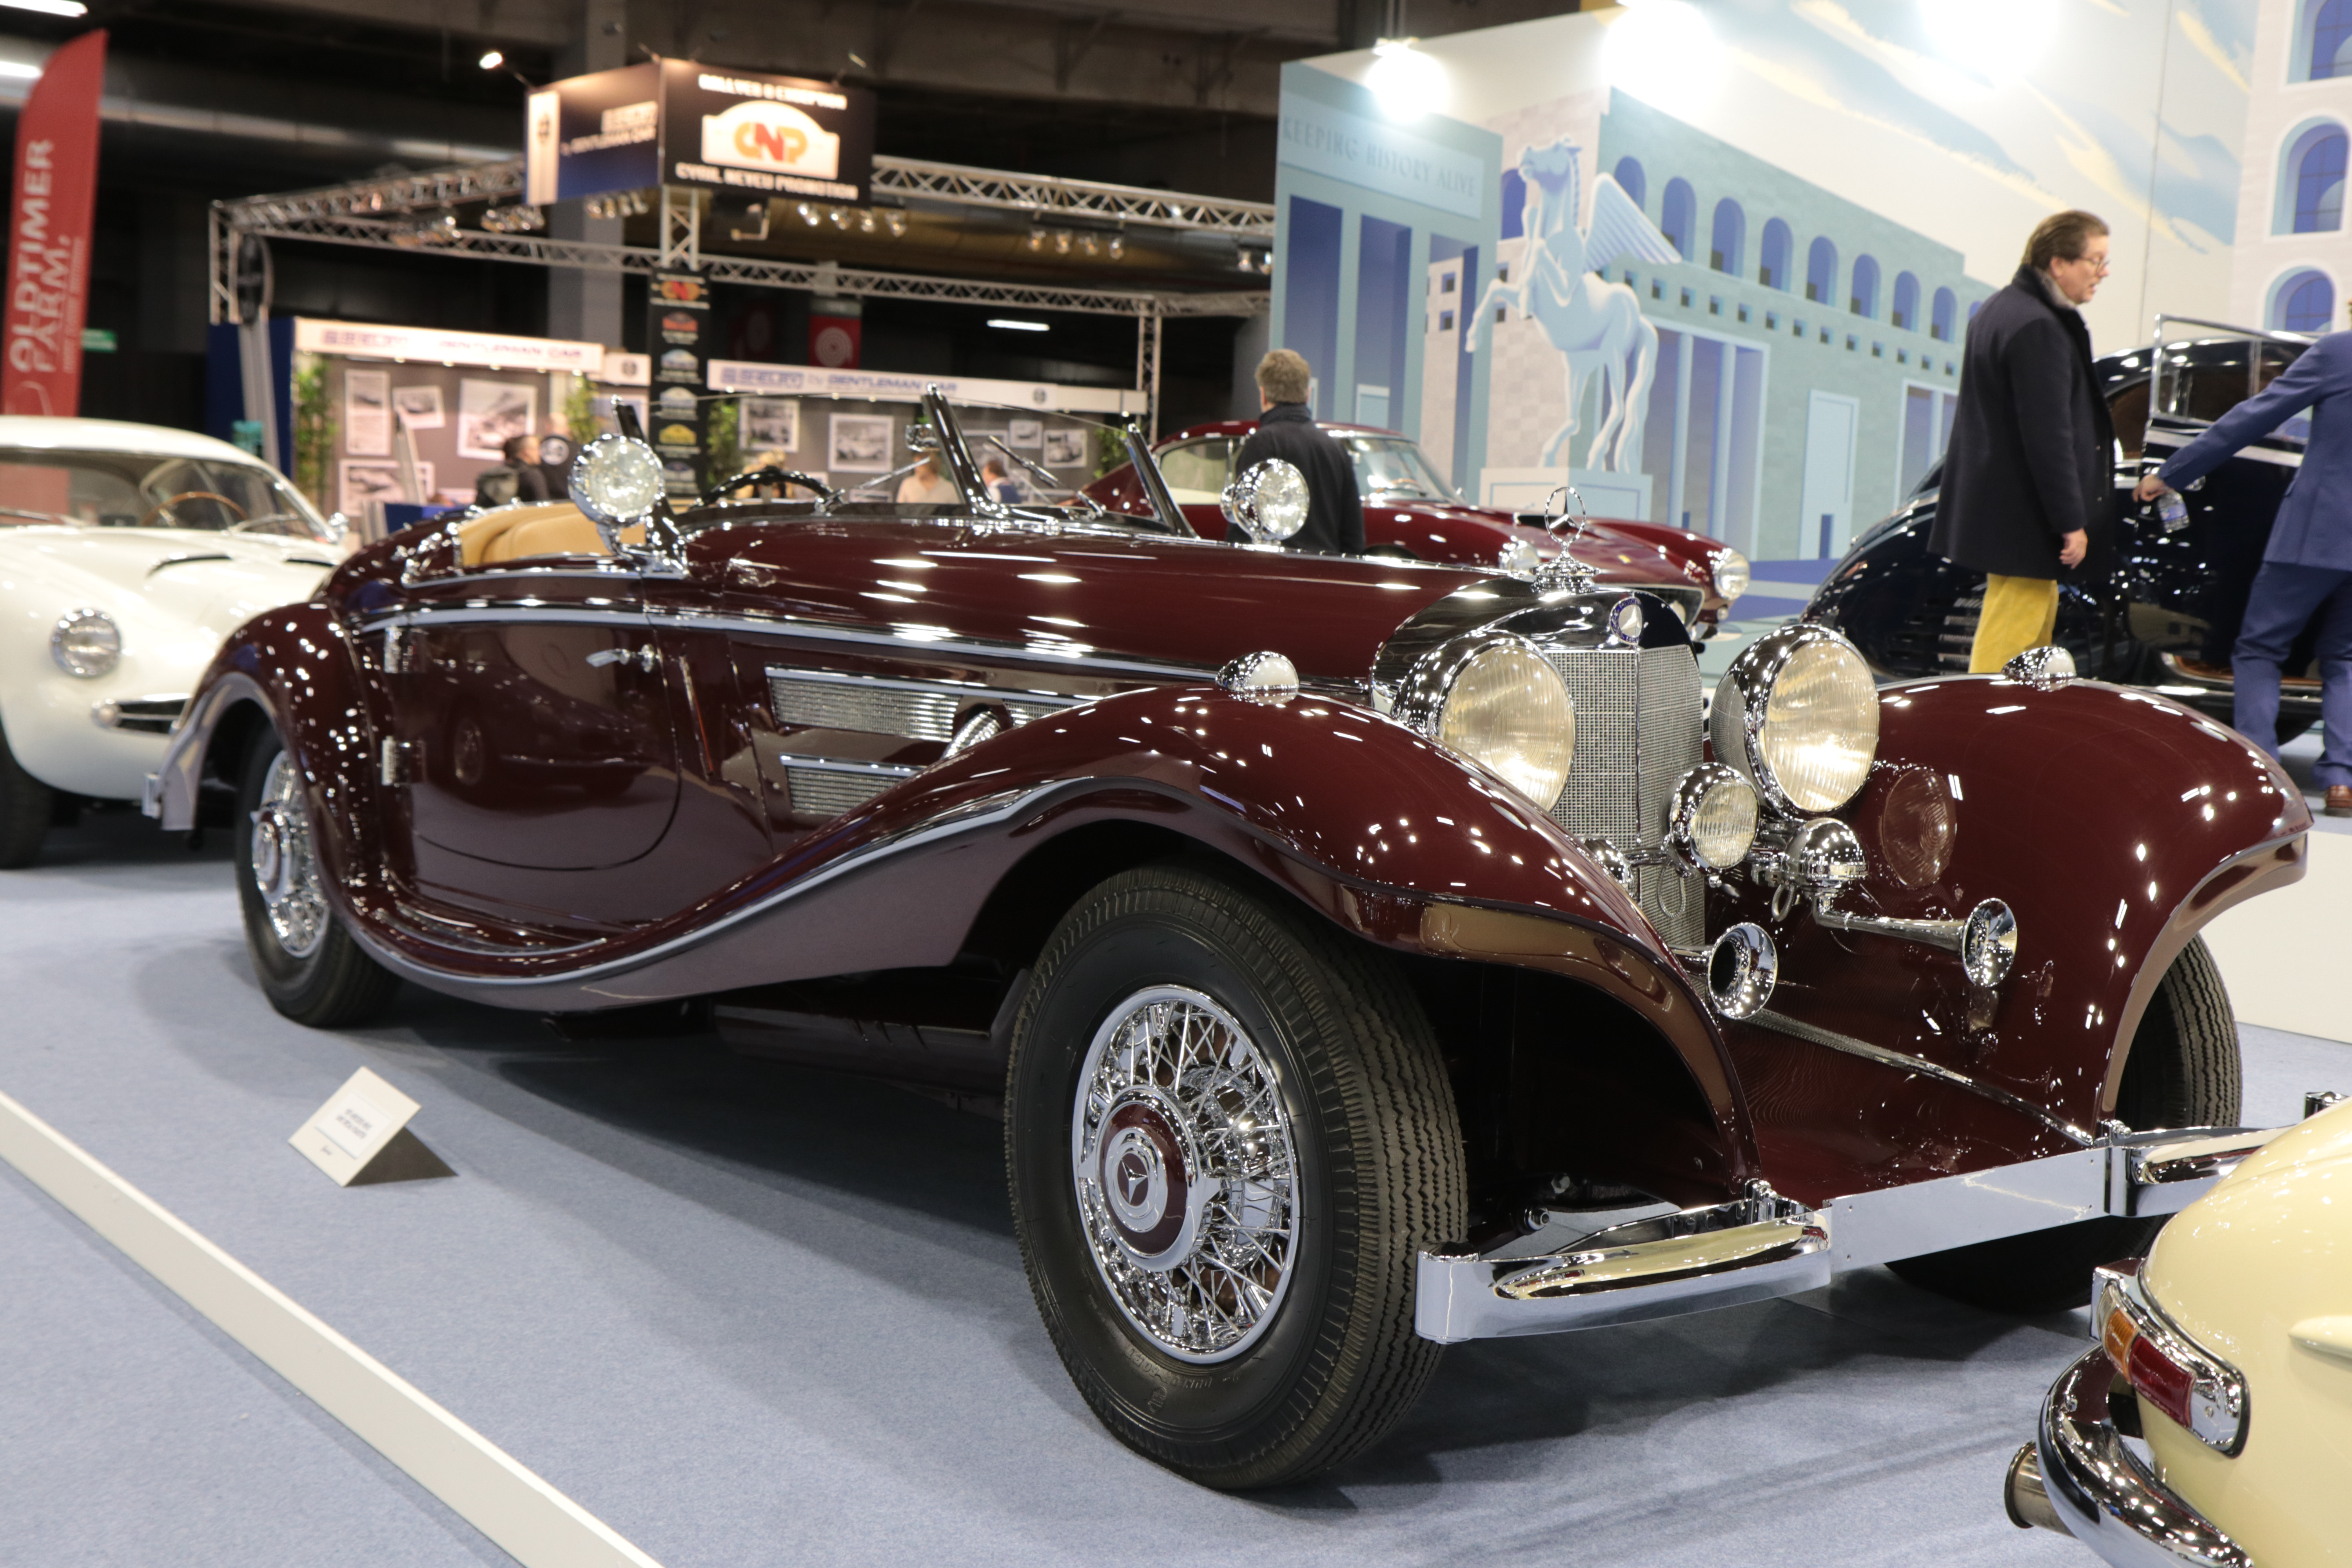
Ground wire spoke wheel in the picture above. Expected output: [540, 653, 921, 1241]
[250, 750, 327, 959]
[1070, 986, 1300, 1364]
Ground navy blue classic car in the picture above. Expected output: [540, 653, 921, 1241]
[1810, 318, 2317, 739]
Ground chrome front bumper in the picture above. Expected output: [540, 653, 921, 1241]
[1414, 1125, 2280, 1344]
[2015, 1347, 2251, 1568]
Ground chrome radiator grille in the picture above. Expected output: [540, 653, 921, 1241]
[1543, 644, 1705, 949]
[768, 670, 1067, 741]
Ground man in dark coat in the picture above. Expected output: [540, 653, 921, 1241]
[2139, 318, 2352, 814]
[1928, 210, 2115, 671]
[1232, 349, 1365, 555]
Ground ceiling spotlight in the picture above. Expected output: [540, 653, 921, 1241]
[481, 203, 546, 234]
[857, 209, 876, 233]
[1025, 227, 1046, 251]
[1236, 249, 1256, 273]
[478, 49, 504, 71]
[884, 210, 908, 237]
[796, 201, 819, 225]
[1107, 234, 1125, 260]
[988, 319, 1050, 332]
[1053, 230, 1072, 254]
[829, 207, 851, 229]
[1080, 232, 1101, 256]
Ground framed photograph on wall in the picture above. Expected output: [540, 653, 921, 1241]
[1041, 427, 1087, 468]
[339, 459, 433, 515]
[743, 397, 799, 456]
[1006, 417, 1042, 450]
[343, 369, 390, 457]
[457, 379, 537, 461]
[828, 413, 893, 472]
[390, 384, 445, 430]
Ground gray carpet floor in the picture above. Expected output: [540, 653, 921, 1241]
[3, 810, 2345, 1568]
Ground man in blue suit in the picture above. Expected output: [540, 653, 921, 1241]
[2140, 324, 2352, 815]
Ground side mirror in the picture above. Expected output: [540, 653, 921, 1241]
[1220, 459, 1308, 546]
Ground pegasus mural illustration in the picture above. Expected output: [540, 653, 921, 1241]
[1472, 135, 1681, 473]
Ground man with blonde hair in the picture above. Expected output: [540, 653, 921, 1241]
[1929, 210, 2114, 671]
[1231, 348, 1363, 555]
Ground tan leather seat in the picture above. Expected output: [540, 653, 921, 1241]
[455, 503, 633, 566]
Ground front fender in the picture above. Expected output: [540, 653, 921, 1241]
[151, 604, 388, 908]
[1729, 673, 2305, 1152]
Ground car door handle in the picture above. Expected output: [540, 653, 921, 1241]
[586, 645, 660, 672]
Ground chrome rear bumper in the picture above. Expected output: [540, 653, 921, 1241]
[1415, 1125, 2281, 1344]
[2014, 1347, 2251, 1568]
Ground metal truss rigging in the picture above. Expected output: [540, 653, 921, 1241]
[218, 154, 1274, 238]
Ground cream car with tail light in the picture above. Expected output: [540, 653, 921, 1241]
[2006, 1094, 2352, 1566]
[0, 418, 347, 866]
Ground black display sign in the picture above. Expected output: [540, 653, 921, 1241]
[648, 270, 708, 498]
[524, 63, 661, 206]
[657, 60, 875, 206]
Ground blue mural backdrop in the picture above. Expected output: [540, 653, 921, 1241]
[1274, 0, 2268, 563]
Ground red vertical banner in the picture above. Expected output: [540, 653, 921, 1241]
[3, 32, 104, 417]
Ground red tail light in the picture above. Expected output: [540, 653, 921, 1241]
[2093, 1259, 2247, 1455]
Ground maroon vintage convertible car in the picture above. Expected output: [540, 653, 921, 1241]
[152, 392, 2306, 1490]
[1085, 418, 1748, 632]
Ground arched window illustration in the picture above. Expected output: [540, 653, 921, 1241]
[1661, 178, 1696, 260]
[1891, 271, 1920, 331]
[1931, 286, 1957, 342]
[1806, 237, 1838, 304]
[1759, 218, 1791, 290]
[2279, 121, 2350, 233]
[2299, 0, 2352, 80]
[1850, 254, 1880, 318]
[1613, 156, 1647, 211]
[2271, 269, 2337, 332]
[1710, 198, 1745, 275]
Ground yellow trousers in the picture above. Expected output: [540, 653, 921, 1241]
[1968, 574, 2060, 673]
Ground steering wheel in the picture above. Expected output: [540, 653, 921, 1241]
[140, 490, 249, 529]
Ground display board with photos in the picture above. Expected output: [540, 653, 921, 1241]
[713, 395, 1104, 505]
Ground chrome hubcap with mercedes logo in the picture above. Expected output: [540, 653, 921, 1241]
[1069, 986, 1301, 1363]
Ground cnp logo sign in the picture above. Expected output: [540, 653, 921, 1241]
[702, 101, 839, 180]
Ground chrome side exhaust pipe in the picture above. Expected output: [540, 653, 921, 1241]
[2003, 1443, 2071, 1536]
[1673, 922, 1777, 1020]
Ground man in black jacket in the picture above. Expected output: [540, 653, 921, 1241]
[1927, 210, 2115, 671]
[1232, 349, 1365, 555]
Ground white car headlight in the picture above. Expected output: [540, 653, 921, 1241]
[1399, 631, 1575, 808]
[568, 434, 664, 524]
[51, 609, 121, 679]
[1710, 623, 1879, 815]
[1711, 548, 1750, 604]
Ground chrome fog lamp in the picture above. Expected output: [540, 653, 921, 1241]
[1220, 459, 1308, 544]
[1710, 622, 1880, 816]
[1704, 922, 1777, 1020]
[1217, 650, 1299, 699]
[1711, 547, 1750, 604]
[568, 434, 664, 526]
[51, 608, 121, 678]
[2003, 645, 2076, 690]
[1397, 631, 1575, 808]
[1664, 762, 1759, 872]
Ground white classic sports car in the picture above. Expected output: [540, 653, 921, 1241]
[2005, 1094, 2352, 1566]
[0, 418, 348, 866]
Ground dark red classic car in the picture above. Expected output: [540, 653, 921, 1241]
[1085, 418, 1748, 631]
[152, 392, 2307, 1490]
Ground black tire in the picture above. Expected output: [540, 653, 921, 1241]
[0, 719, 53, 868]
[1006, 863, 1465, 1489]
[1888, 937, 2239, 1312]
[234, 731, 399, 1028]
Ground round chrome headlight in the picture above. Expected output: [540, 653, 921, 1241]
[1664, 762, 1759, 871]
[1398, 631, 1575, 808]
[1710, 623, 1879, 815]
[568, 434, 665, 525]
[51, 609, 120, 679]
[1220, 459, 1308, 544]
[1711, 547, 1750, 604]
